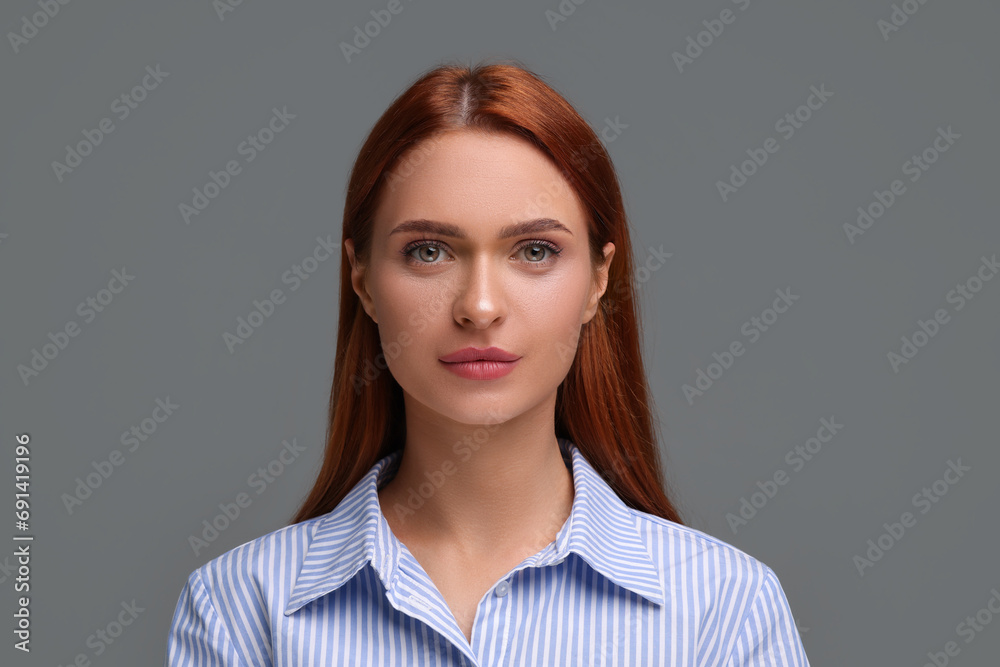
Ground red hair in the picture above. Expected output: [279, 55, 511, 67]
[290, 59, 683, 526]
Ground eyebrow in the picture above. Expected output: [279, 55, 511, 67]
[387, 218, 573, 239]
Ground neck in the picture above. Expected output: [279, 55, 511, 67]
[378, 393, 574, 559]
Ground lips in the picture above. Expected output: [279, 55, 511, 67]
[439, 346, 520, 363]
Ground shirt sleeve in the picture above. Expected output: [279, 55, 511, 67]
[724, 566, 811, 667]
[165, 569, 248, 667]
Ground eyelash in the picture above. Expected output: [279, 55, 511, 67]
[399, 239, 563, 267]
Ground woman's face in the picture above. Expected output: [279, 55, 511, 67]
[346, 129, 614, 428]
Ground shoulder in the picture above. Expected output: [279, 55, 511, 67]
[628, 508, 780, 601]
[624, 512, 810, 662]
[167, 517, 329, 663]
[182, 515, 325, 610]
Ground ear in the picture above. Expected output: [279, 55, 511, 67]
[345, 239, 378, 324]
[582, 242, 615, 324]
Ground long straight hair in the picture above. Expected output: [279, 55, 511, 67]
[290, 59, 683, 526]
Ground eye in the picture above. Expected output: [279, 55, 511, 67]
[513, 240, 562, 265]
[399, 239, 563, 266]
[401, 240, 449, 265]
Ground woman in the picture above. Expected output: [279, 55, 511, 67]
[166, 60, 810, 666]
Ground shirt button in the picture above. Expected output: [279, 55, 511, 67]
[494, 580, 509, 597]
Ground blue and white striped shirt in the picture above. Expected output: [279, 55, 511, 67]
[165, 437, 810, 665]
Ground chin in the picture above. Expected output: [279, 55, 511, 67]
[434, 400, 517, 428]
[400, 384, 515, 427]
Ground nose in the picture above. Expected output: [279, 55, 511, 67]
[452, 256, 507, 329]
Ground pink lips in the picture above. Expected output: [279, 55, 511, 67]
[439, 346, 521, 380]
[439, 346, 519, 363]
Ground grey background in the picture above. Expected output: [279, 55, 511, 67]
[2, 0, 998, 664]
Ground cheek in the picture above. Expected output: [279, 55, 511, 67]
[519, 279, 592, 351]
[371, 275, 448, 348]
[370, 262, 592, 340]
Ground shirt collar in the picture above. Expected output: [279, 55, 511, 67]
[284, 437, 666, 616]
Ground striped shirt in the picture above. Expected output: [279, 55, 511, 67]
[165, 437, 810, 666]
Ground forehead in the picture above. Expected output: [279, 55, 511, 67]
[374, 130, 587, 234]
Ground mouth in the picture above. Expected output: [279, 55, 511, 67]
[439, 347, 521, 380]
[438, 346, 520, 363]
[439, 358, 520, 380]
